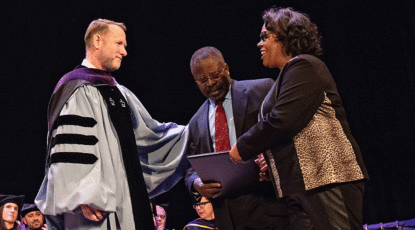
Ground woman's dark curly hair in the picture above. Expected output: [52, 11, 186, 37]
[263, 7, 322, 57]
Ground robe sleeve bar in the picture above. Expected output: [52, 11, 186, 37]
[50, 134, 98, 148]
[54, 115, 97, 129]
[50, 152, 98, 165]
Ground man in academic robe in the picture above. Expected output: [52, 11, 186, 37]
[185, 47, 289, 230]
[35, 19, 188, 230]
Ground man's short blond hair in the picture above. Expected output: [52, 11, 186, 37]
[84, 19, 127, 49]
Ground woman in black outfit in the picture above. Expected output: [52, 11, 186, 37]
[230, 7, 369, 230]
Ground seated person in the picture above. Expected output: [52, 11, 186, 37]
[183, 197, 217, 230]
[0, 194, 24, 230]
[21, 204, 48, 230]
[153, 205, 167, 230]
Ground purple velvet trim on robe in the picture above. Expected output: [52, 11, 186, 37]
[53, 67, 115, 94]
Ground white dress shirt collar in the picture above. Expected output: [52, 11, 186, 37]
[81, 59, 97, 69]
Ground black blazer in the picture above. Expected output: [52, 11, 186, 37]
[185, 79, 288, 229]
[237, 55, 369, 197]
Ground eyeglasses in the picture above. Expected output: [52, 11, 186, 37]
[192, 201, 211, 209]
[260, 31, 276, 42]
[154, 214, 166, 220]
[195, 67, 225, 85]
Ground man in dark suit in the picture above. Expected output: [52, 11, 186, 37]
[185, 46, 289, 230]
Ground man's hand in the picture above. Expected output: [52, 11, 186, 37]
[81, 204, 105, 221]
[41, 224, 48, 230]
[194, 178, 222, 199]
[255, 154, 271, 181]
[229, 144, 244, 164]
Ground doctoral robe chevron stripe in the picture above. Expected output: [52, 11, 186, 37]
[50, 152, 98, 164]
[51, 134, 98, 148]
[54, 115, 97, 129]
[49, 114, 99, 165]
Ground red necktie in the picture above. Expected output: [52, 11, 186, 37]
[215, 101, 231, 152]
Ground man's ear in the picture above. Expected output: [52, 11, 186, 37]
[22, 217, 27, 225]
[92, 34, 102, 49]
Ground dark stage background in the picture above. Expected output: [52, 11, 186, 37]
[1, 0, 414, 229]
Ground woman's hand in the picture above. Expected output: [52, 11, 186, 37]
[229, 144, 244, 164]
[255, 154, 271, 181]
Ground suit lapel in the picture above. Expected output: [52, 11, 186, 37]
[231, 80, 248, 138]
[197, 100, 214, 153]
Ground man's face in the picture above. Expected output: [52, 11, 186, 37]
[2, 203, 18, 224]
[23, 211, 44, 229]
[97, 24, 127, 71]
[192, 58, 231, 101]
[153, 205, 166, 229]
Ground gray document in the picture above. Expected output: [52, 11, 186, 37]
[187, 151, 260, 197]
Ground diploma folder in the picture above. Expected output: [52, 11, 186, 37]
[187, 151, 260, 197]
